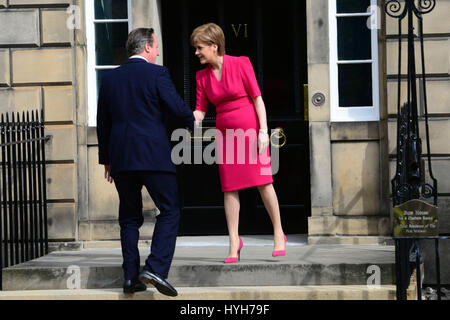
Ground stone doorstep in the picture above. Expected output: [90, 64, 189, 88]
[0, 285, 402, 300]
[1, 262, 397, 291]
[4, 241, 397, 291]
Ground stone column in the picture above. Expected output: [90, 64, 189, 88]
[305, 0, 334, 231]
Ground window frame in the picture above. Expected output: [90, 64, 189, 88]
[329, 0, 380, 122]
[86, 0, 133, 127]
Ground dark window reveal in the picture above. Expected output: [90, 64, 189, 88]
[95, 0, 128, 19]
[338, 63, 373, 107]
[337, 16, 371, 60]
[95, 22, 129, 66]
[337, 0, 370, 14]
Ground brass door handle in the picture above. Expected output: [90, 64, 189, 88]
[270, 127, 287, 148]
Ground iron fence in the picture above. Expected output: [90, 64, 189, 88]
[385, 0, 439, 301]
[394, 236, 448, 300]
[0, 110, 49, 290]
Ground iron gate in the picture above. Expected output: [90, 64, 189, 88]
[0, 110, 49, 290]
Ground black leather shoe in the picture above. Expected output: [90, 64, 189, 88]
[123, 280, 147, 294]
[139, 267, 178, 297]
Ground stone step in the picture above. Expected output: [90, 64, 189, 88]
[2, 262, 396, 291]
[0, 285, 410, 300]
[1, 242, 397, 291]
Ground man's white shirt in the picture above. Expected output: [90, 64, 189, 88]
[130, 55, 149, 63]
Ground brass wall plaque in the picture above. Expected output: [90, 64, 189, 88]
[393, 199, 438, 237]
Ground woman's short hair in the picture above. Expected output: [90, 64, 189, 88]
[126, 28, 155, 57]
[190, 23, 225, 56]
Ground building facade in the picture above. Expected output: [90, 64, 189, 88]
[0, 0, 448, 244]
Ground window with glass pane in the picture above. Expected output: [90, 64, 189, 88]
[330, 0, 379, 121]
[338, 63, 373, 107]
[337, 3, 372, 108]
[95, 23, 129, 66]
[94, 0, 129, 68]
[337, 17, 371, 60]
[95, 0, 128, 19]
[87, 0, 131, 126]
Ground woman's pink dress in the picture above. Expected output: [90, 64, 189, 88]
[195, 54, 273, 192]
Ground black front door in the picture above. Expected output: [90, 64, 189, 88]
[161, 0, 310, 235]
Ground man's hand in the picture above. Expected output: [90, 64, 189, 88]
[104, 165, 113, 183]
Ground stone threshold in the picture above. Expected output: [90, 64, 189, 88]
[48, 235, 310, 251]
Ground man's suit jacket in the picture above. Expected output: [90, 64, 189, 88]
[96, 58, 195, 177]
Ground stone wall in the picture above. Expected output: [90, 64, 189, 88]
[0, 0, 76, 240]
[306, 0, 391, 244]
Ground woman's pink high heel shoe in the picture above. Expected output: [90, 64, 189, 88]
[272, 235, 287, 257]
[224, 238, 243, 263]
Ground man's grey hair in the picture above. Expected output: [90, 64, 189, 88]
[126, 28, 155, 57]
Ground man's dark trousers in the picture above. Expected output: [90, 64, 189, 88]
[114, 171, 180, 281]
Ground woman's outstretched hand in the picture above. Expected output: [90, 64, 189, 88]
[193, 110, 205, 128]
[258, 130, 270, 155]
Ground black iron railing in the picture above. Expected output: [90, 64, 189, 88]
[387, 0, 437, 206]
[397, 236, 448, 300]
[0, 110, 49, 290]
[385, 0, 438, 300]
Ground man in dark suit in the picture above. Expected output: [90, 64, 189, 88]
[97, 28, 195, 296]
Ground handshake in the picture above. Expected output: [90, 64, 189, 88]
[193, 110, 205, 128]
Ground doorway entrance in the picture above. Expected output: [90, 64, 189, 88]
[161, 0, 310, 235]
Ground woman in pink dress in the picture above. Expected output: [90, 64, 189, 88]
[190, 23, 286, 263]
